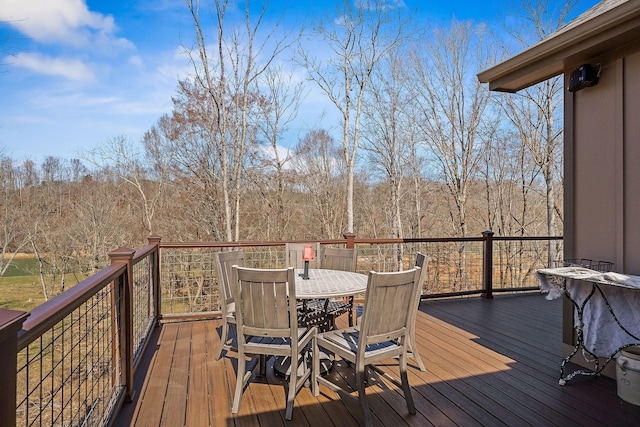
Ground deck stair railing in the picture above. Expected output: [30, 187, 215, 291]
[0, 232, 561, 427]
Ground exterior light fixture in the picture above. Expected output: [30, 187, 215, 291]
[568, 64, 600, 92]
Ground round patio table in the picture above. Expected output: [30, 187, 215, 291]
[273, 268, 368, 378]
[294, 268, 368, 299]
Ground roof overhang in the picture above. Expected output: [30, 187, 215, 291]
[477, 1, 640, 93]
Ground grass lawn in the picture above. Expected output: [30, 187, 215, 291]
[0, 274, 81, 312]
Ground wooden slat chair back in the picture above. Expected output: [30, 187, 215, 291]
[321, 247, 357, 271]
[285, 242, 320, 269]
[320, 247, 358, 327]
[312, 267, 421, 427]
[353, 252, 428, 371]
[409, 252, 428, 371]
[213, 249, 245, 360]
[231, 266, 315, 421]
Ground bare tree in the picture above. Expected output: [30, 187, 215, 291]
[0, 156, 28, 276]
[297, 0, 412, 233]
[361, 51, 419, 267]
[69, 158, 89, 183]
[146, 87, 227, 240]
[86, 136, 166, 235]
[407, 131, 428, 237]
[408, 20, 497, 290]
[410, 20, 497, 238]
[41, 156, 63, 183]
[19, 159, 39, 187]
[65, 177, 133, 275]
[19, 176, 129, 298]
[292, 129, 347, 238]
[362, 51, 418, 237]
[251, 65, 306, 239]
[479, 128, 549, 286]
[500, 0, 575, 264]
[179, 0, 296, 241]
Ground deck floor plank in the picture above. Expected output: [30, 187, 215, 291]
[160, 323, 191, 427]
[115, 293, 640, 427]
[416, 323, 574, 426]
[206, 321, 235, 427]
[185, 321, 209, 427]
[131, 324, 178, 426]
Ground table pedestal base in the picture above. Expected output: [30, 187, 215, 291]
[273, 351, 333, 378]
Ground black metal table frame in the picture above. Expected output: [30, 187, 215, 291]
[552, 275, 640, 385]
[272, 300, 337, 379]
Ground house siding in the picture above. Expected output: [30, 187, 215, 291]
[563, 50, 640, 373]
[623, 52, 640, 273]
[566, 52, 640, 274]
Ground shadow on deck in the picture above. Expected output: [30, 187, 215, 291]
[115, 293, 640, 426]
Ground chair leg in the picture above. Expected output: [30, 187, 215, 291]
[285, 352, 298, 420]
[409, 331, 427, 372]
[399, 353, 416, 415]
[232, 349, 246, 414]
[259, 354, 267, 376]
[215, 321, 229, 360]
[355, 361, 373, 427]
[312, 338, 320, 397]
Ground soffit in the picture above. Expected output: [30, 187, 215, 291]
[477, 0, 640, 92]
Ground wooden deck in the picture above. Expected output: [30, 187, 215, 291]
[114, 293, 640, 426]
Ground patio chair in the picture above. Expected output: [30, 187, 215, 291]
[231, 266, 316, 421]
[312, 268, 421, 427]
[410, 252, 428, 371]
[353, 252, 427, 371]
[286, 242, 327, 327]
[285, 242, 320, 269]
[320, 247, 358, 327]
[213, 249, 245, 360]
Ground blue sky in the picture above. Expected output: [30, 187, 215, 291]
[0, 0, 598, 164]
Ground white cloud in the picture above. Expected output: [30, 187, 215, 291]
[129, 55, 144, 68]
[0, 0, 131, 50]
[153, 46, 192, 82]
[11, 52, 95, 81]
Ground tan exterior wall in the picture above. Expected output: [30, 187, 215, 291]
[563, 51, 640, 376]
[565, 52, 640, 274]
[624, 53, 640, 273]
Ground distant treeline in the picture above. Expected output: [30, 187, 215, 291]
[1, 1, 572, 291]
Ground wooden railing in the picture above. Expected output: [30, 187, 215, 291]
[1, 237, 160, 427]
[158, 232, 563, 317]
[0, 232, 561, 427]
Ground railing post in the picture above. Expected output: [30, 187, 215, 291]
[147, 235, 162, 325]
[482, 230, 494, 299]
[344, 232, 356, 249]
[0, 309, 29, 427]
[109, 247, 136, 402]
